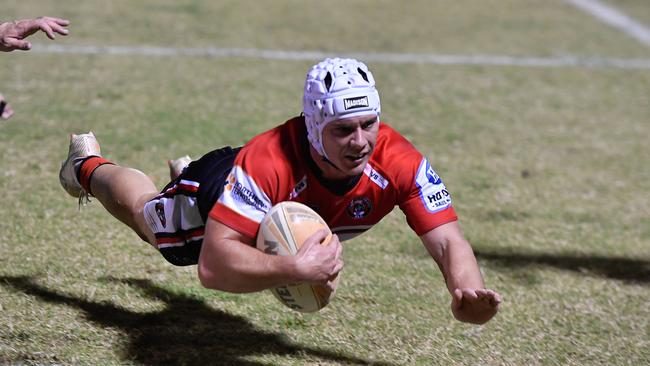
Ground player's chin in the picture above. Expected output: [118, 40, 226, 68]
[340, 156, 369, 175]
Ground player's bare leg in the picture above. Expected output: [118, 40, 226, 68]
[89, 165, 158, 246]
[59, 132, 158, 247]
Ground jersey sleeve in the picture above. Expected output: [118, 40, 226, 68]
[379, 127, 457, 235]
[398, 156, 457, 235]
[208, 141, 280, 239]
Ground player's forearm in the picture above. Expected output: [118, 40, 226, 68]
[421, 223, 486, 293]
[198, 238, 300, 293]
[442, 238, 485, 293]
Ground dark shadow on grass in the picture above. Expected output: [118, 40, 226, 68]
[475, 249, 650, 284]
[0, 276, 394, 366]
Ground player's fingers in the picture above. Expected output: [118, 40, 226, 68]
[325, 278, 338, 291]
[324, 233, 339, 246]
[298, 230, 330, 256]
[49, 22, 69, 36]
[461, 288, 479, 301]
[475, 288, 489, 297]
[305, 229, 329, 246]
[43, 17, 70, 26]
[333, 238, 343, 258]
[489, 291, 502, 307]
[479, 289, 499, 299]
[39, 22, 56, 39]
[322, 240, 341, 263]
[2, 109, 14, 120]
[332, 258, 344, 274]
[451, 288, 463, 309]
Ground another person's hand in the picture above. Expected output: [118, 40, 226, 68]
[294, 230, 343, 290]
[451, 288, 501, 324]
[0, 94, 14, 120]
[0, 16, 70, 52]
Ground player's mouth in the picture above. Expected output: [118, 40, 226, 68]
[345, 151, 369, 163]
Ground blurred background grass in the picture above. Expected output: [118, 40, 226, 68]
[1, 0, 649, 365]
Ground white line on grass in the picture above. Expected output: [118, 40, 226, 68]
[30, 43, 650, 70]
[565, 0, 650, 47]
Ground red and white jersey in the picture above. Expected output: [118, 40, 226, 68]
[209, 117, 457, 240]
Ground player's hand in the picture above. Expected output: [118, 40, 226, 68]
[451, 288, 501, 325]
[0, 17, 70, 52]
[0, 94, 13, 120]
[294, 230, 343, 290]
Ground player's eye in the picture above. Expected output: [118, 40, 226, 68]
[362, 119, 376, 129]
[335, 127, 354, 135]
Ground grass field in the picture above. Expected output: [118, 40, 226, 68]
[1, 1, 649, 365]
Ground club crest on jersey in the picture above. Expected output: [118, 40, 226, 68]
[343, 96, 369, 110]
[155, 202, 166, 228]
[347, 197, 372, 219]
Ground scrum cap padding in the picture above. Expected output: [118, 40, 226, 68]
[303, 58, 381, 158]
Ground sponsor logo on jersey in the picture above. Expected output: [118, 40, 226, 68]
[220, 166, 272, 223]
[343, 96, 369, 110]
[288, 175, 307, 199]
[415, 158, 452, 213]
[364, 163, 389, 189]
[155, 202, 166, 228]
[224, 173, 236, 191]
[347, 197, 372, 219]
[426, 165, 442, 185]
[223, 172, 268, 210]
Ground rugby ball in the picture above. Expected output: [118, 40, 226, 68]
[256, 201, 339, 313]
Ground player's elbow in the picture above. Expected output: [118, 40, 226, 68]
[197, 259, 229, 292]
[197, 260, 219, 290]
[197, 258, 247, 293]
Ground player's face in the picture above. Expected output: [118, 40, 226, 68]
[321, 114, 379, 179]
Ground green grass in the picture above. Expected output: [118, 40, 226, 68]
[1, 1, 650, 365]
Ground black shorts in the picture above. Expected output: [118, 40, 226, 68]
[143, 146, 241, 266]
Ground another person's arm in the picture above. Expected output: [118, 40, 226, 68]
[198, 218, 343, 293]
[0, 16, 69, 52]
[420, 221, 501, 324]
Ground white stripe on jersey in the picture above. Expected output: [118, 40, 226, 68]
[158, 241, 185, 249]
[178, 179, 200, 188]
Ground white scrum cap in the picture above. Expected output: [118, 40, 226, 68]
[303, 58, 381, 158]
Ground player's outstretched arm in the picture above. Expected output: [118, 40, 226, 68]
[198, 218, 343, 293]
[420, 221, 501, 324]
[0, 16, 69, 52]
